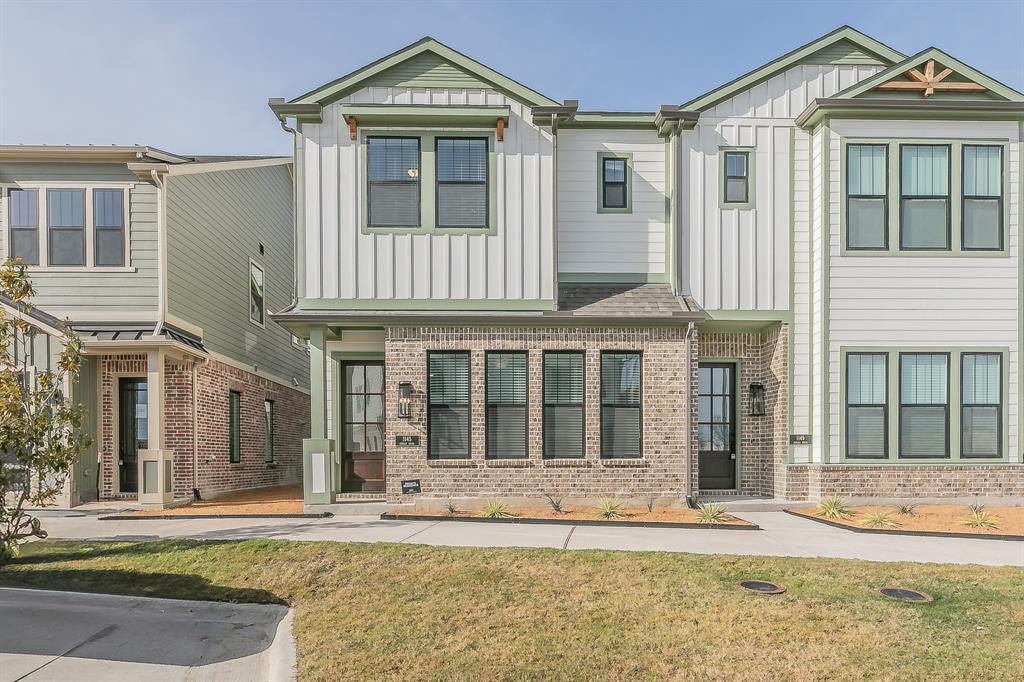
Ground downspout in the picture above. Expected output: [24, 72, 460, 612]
[550, 113, 559, 309]
[275, 112, 300, 310]
[151, 169, 168, 337]
[684, 321, 698, 508]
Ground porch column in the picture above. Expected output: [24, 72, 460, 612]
[138, 349, 173, 507]
[310, 325, 327, 439]
[303, 325, 335, 505]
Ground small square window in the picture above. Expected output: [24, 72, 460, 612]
[598, 154, 631, 212]
[722, 151, 751, 205]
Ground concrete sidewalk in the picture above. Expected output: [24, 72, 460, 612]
[31, 510, 1024, 566]
[0, 587, 295, 682]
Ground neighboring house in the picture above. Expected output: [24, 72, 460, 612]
[0, 146, 310, 507]
[269, 25, 1024, 506]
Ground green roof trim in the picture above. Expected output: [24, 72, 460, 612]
[341, 104, 510, 127]
[290, 36, 559, 108]
[680, 26, 904, 112]
[827, 47, 1024, 102]
[544, 112, 658, 129]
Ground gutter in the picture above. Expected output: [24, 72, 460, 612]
[655, 105, 700, 137]
[150, 169, 168, 337]
[795, 97, 1024, 129]
[268, 98, 305, 316]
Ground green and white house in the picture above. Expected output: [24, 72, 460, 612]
[269, 25, 1024, 506]
[0, 146, 310, 507]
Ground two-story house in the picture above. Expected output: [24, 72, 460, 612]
[270, 26, 1024, 507]
[0, 146, 309, 507]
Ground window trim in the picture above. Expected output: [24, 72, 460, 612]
[844, 144, 889, 251]
[484, 350, 528, 460]
[365, 134, 422, 229]
[960, 144, 1004, 252]
[960, 352, 1002, 458]
[844, 352, 889, 459]
[435, 136, 490, 228]
[46, 188, 87, 267]
[542, 350, 586, 459]
[898, 143, 952, 252]
[248, 258, 266, 328]
[264, 399, 275, 463]
[600, 350, 643, 459]
[93, 188, 126, 267]
[718, 148, 755, 209]
[1, 183, 131, 269]
[596, 152, 632, 214]
[229, 390, 242, 464]
[426, 350, 471, 460]
[898, 352, 951, 459]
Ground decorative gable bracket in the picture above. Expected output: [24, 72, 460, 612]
[876, 58, 987, 98]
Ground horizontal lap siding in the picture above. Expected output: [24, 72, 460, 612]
[301, 86, 553, 302]
[557, 130, 667, 274]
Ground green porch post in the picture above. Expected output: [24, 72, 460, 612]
[303, 324, 335, 506]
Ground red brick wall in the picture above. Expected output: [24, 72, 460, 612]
[786, 464, 1024, 501]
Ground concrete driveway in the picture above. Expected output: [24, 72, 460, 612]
[0, 587, 295, 682]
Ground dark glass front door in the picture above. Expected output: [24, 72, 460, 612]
[698, 363, 736, 490]
[341, 361, 385, 492]
[118, 378, 148, 494]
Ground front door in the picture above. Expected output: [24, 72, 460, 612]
[118, 378, 148, 494]
[698, 363, 736, 490]
[341, 361, 385, 492]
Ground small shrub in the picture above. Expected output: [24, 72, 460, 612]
[969, 503, 987, 515]
[896, 504, 917, 517]
[594, 499, 626, 519]
[861, 510, 900, 528]
[816, 496, 853, 520]
[645, 497, 656, 513]
[963, 507, 1000, 530]
[695, 502, 730, 524]
[445, 499, 459, 516]
[480, 500, 513, 519]
[544, 494, 564, 513]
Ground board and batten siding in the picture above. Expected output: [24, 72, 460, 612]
[680, 64, 884, 312]
[790, 129, 813, 462]
[299, 86, 554, 303]
[557, 129, 667, 275]
[166, 164, 309, 387]
[823, 119, 1022, 463]
[0, 162, 159, 317]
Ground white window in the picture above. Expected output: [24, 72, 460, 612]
[249, 259, 265, 327]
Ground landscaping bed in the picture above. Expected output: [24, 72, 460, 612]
[105, 485, 315, 519]
[789, 504, 1024, 540]
[382, 504, 757, 529]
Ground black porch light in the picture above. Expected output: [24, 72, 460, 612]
[398, 382, 413, 419]
[749, 383, 766, 416]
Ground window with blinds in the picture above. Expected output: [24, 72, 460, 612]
[899, 353, 949, 458]
[900, 145, 950, 250]
[601, 157, 627, 209]
[8, 188, 39, 265]
[962, 353, 1001, 457]
[845, 353, 887, 458]
[94, 189, 125, 266]
[601, 352, 641, 458]
[428, 352, 470, 458]
[367, 136, 420, 227]
[723, 151, 749, 204]
[846, 145, 887, 249]
[436, 137, 488, 227]
[48, 188, 86, 266]
[543, 352, 584, 458]
[485, 352, 527, 458]
[962, 145, 1002, 250]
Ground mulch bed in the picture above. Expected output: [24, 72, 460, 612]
[787, 506, 1024, 541]
[382, 506, 759, 530]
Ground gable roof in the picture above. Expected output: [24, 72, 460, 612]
[680, 26, 905, 112]
[829, 47, 1024, 102]
[290, 36, 559, 108]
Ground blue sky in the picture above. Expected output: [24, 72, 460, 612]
[1, 0, 1022, 155]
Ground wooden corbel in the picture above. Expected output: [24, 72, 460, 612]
[348, 116, 358, 141]
[877, 59, 987, 98]
[496, 117, 505, 142]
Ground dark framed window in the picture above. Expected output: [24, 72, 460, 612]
[600, 351, 641, 458]
[249, 260, 265, 326]
[845, 353, 888, 458]
[961, 353, 1001, 458]
[264, 399, 275, 463]
[962, 145, 1003, 251]
[427, 351, 470, 458]
[899, 353, 949, 458]
[900, 144, 950, 250]
[436, 137, 488, 227]
[723, 151, 749, 204]
[543, 351, 584, 458]
[601, 156, 628, 209]
[485, 352, 527, 459]
[367, 136, 420, 227]
[93, 189, 125, 266]
[229, 390, 241, 463]
[47, 188, 85, 266]
[7, 188, 39, 265]
[846, 144, 887, 250]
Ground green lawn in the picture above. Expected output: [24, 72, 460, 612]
[2, 540, 1023, 681]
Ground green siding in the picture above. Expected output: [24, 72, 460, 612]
[166, 164, 309, 387]
[365, 52, 492, 90]
[73, 355, 99, 503]
[799, 39, 888, 66]
[0, 162, 138, 183]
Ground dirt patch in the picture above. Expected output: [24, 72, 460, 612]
[790, 504, 1024, 537]
[128, 485, 303, 516]
[388, 504, 753, 526]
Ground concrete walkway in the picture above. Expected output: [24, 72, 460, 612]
[0, 587, 295, 682]
[31, 509, 1024, 566]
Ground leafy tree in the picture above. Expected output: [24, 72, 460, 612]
[0, 259, 90, 562]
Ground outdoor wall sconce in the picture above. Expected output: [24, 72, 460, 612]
[750, 383, 766, 417]
[398, 382, 413, 419]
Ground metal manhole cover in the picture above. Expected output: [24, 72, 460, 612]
[876, 587, 934, 603]
[737, 580, 786, 595]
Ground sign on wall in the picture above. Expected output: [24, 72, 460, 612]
[789, 434, 812, 445]
[395, 435, 421, 446]
[401, 479, 422, 495]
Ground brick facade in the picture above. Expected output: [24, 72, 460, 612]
[382, 325, 697, 504]
[785, 464, 1024, 501]
[98, 353, 307, 501]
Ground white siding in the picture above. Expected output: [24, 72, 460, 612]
[557, 129, 667, 275]
[791, 129, 812, 462]
[300, 86, 554, 302]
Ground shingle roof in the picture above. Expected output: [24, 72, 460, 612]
[556, 284, 700, 318]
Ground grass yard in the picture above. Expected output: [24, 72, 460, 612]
[2, 540, 1023, 681]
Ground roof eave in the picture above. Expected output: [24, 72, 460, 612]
[795, 97, 1024, 128]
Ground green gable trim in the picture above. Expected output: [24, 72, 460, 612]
[795, 99, 1024, 129]
[362, 51, 490, 90]
[680, 26, 903, 112]
[291, 37, 559, 108]
[297, 297, 555, 312]
[342, 104, 510, 127]
[798, 38, 889, 66]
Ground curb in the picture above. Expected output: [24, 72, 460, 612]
[379, 512, 760, 530]
[783, 509, 1024, 542]
[98, 512, 333, 521]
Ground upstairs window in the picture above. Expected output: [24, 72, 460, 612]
[427, 351, 470, 459]
[544, 352, 585, 458]
[845, 353, 887, 458]
[436, 137, 488, 228]
[962, 145, 1002, 250]
[48, 189, 85, 266]
[367, 136, 420, 227]
[485, 352, 527, 459]
[846, 145, 887, 250]
[722, 151, 750, 204]
[94, 189, 125, 267]
[900, 145, 950, 250]
[601, 352, 642, 458]
[249, 259, 265, 327]
[599, 154, 630, 212]
[7, 188, 39, 265]
[899, 353, 949, 458]
[961, 353, 1001, 458]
